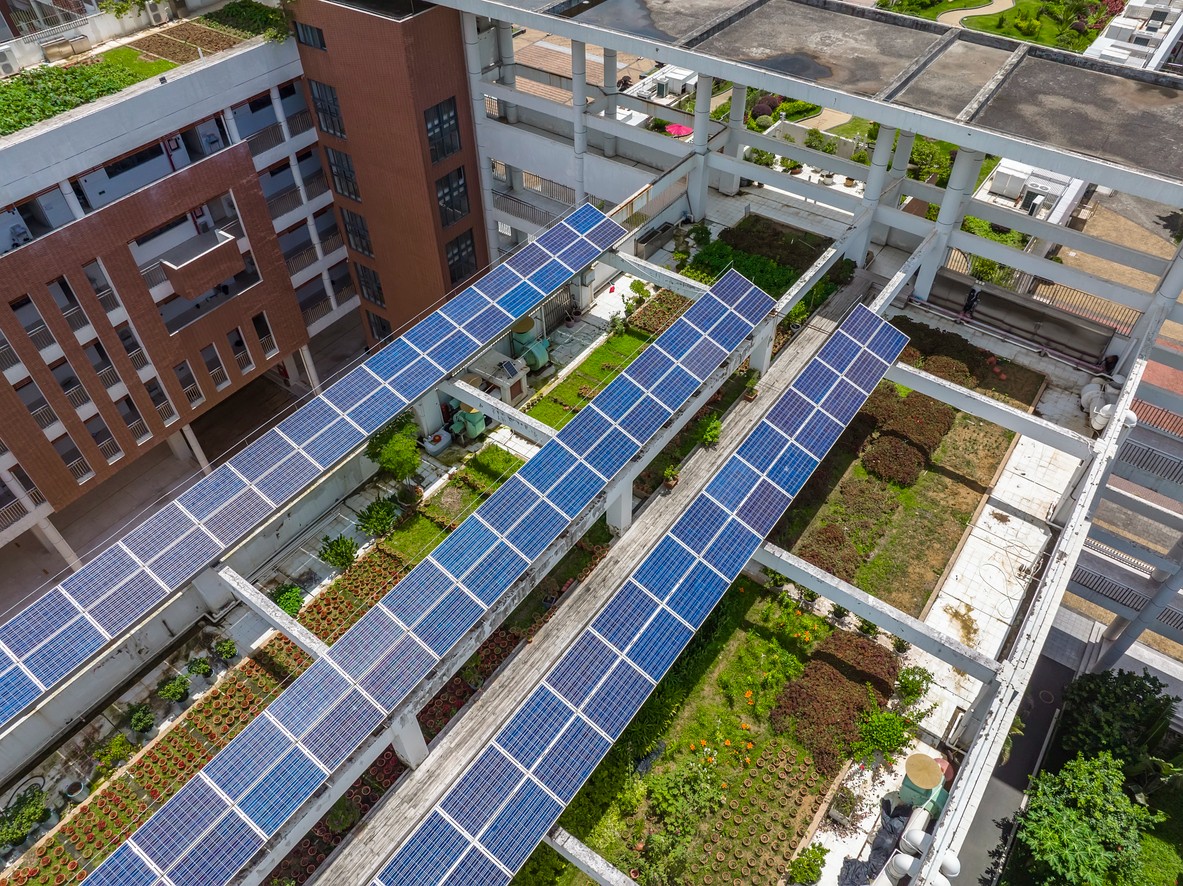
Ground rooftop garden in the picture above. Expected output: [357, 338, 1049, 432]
[962, 0, 1116, 51]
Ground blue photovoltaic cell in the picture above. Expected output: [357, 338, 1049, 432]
[666, 562, 729, 628]
[91, 570, 167, 635]
[203, 487, 273, 549]
[442, 848, 509, 886]
[626, 348, 674, 389]
[379, 812, 471, 885]
[565, 204, 603, 234]
[659, 319, 700, 359]
[439, 287, 491, 325]
[323, 367, 383, 413]
[60, 545, 138, 607]
[846, 349, 889, 393]
[793, 361, 839, 405]
[767, 444, 819, 498]
[255, 452, 320, 504]
[498, 281, 542, 317]
[517, 442, 578, 493]
[427, 330, 480, 371]
[391, 356, 444, 399]
[468, 304, 515, 342]
[535, 223, 578, 255]
[617, 395, 667, 443]
[671, 497, 729, 552]
[735, 422, 789, 472]
[303, 417, 366, 470]
[796, 410, 845, 460]
[473, 263, 522, 300]
[681, 337, 728, 380]
[365, 336, 420, 382]
[707, 311, 751, 353]
[441, 746, 521, 835]
[711, 271, 748, 304]
[585, 217, 625, 250]
[228, 430, 293, 482]
[544, 462, 601, 518]
[145, 529, 220, 589]
[626, 608, 693, 681]
[328, 607, 402, 681]
[765, 388, 814, 437]
[705, 458, 760, 512]
[634, 536, 695, 600]
[557, 238, 598, 271]
[347, 386, 407, 435]
[465, 543, 529, 606]
[404, 312, 457, 353]
[650, 364, 698, 410]
[703, 520, 761, 578]
[843, 304, 881, 344]
[359, 635, 436, 710]
[496, 685, 574, 769]
[268, 659, 350, 738]
[0, 668, 42, 721]
[83, 844, 157, 886]
[239, 746, 325, 833]
[166, 810, 262, 886]
[583, 428, 634, 479]
[506, 501, 566, 560]
[590, 376, 643, 421]
[684, 295, 729, 333]
[821, 379, 865, 425]
[736, 480, 793, 537]
[592, 581, 658, 651]
[135, 776, 228, 867]
[868, 322, 908, 363]
[506, 242, 548, 277]
[435, 519, 499, 581]
[0, 589, 77, 657]
[122, 503, 195, 563]
[415, 588, 483, 655]
[532, 717, 611, 802]
[302, 689, 384, 769]
[559, 406, 610, 452]
[480, 779, 563, 871]
[177, 465, 247, 521]
[204, 714, 291, 800]
[582, 660, 651, 739]
[480, 477, 537, 534]
[530, 259, 571, 294]
[816, 331, 861, 373]
[733, 288, 774, 325]
[382, 560, 455, 627]
[547, 632, 617, 707]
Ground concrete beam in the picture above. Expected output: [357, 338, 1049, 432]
[1134, 379, 1183, 416]
[216, 566, 328, 659]
[1099, 483, 1183, 534]
[439, 380, 556, 447]
[868, 228, 940, 314]
[1088, 525, 1178, 575]
[387, 717, 429, 769]
[875, 29, 960, 102]
[707, 151, 861, 215]
[600, 251, 709, 301]
[751, 543, 999, 682]
[886, 363, 1095, 460]
[957, 45, 1028, 123]
[545, 827, 635, 886]
[1150, 342, 1183, 375]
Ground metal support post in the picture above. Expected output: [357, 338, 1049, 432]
[603, 48, 619, 158]
[572, 41, 588, 205]
[913, 148, 984, 300]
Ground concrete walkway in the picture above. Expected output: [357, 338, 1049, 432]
[938, 0, 1014, 26]
[809, 107, 853, 132]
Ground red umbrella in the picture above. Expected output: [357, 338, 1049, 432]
[665, 123, 693, 137]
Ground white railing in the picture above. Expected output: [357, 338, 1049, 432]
[127, 418, 150, 441]
[96, 365, 120, 389]
[301, 297, 333, 326]
[234, 351, 253, 372]
[303, 170, 329, 199]
[0, 499, 28, 530]
[209, 365, 229, 388]
[222, 218, 245, 240]
[27, 323, 55, 351]
[140, 262, 168, 288]
[62, 305, 91, 332]
[319, 229, 344, 255]
[285, 244, 319, 275]
[287, 109, 313, 135]
[268, 187, 303, 220]
[98, 437, 121, 461]
[27, 486, 45, 506]
[63, 383, 90, 408]
[67, 456, 93, 481]
[0, 342, 19, 371]
[183, 383, 204, 406]
[156, 400, 178, 424]
[30, 403, 58, 429]
[127, 348, 149, 370]
[246, 121, 286, 156]
[259, 333, 277, 356]
[96, 289, 120, 313]
[493, 190, 557, 227]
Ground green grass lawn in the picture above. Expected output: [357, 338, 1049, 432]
[1140, 787, 1183, 886]
[826, 116, 874, 140]
[100, 46, 178, 79]
[891, 0, 993, 20]
[962, 1, 1076, 47]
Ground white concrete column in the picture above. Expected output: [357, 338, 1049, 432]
[602, 48, 619, 159]
[58, 181, 85, 220]
[913, 148, 984, 301]
[461, 13, 501, 260]
[749, 323, 775, 376]
[495, 20, 519, 124]
[847, 126, 897, 266]
[166, 429, 191, 462]
[575, 267, 595, 311]
[307, 217, 325, 261]
[503, 163, 525, 194]
[32, 520, 81, 572]
[280, 352, 300, 387]
[388, 717, 429, 768]
[222, 108, 241, 143]
[300, 345, 321, 392]
[410, 393, 445, 437]
[886, 130, 915, 189]
[290, 155, 309, 202]
[719, 84, 747, 196]
[181, 424, 212, 475]
[571, 41, 588, 205]
[688, 74, 714, 220]
[605, 488, 632, 534]
[270, 86, 292, 141]
[321, 268, 338, 310]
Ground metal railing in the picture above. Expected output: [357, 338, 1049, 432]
[67, 456, 93, 482]
[485, 95, 503, 119]
[0, 499, 28, 530]
[0, 342, 19, 372]
[319, 229, 344, 255]
[285, 243, 319, 275]
[493, 191, 557, 227]
[30, 403, 58, 429]
[222, 218, 245, 240]
[303, 170, 329, 199]
[1118, 439, 1183, 486]
[127, 418, 150, 441]
[62, 305, 91, 332]
[522, 172, 576, 206]
[0, 439, 8, 455]
[287, 109, 313, 136]
[1030, 279, 1140, 335]
[183, 383, 204, 406]
[245, 121, 285, 156]
[1070, 563, 1149, 611]
[1083, 535, 1154, 576]
[234, 351, 253, 372]
[156, 400, 178, 424]
[27, 486, 45, 506]
[96, 288, 120, 313]
[96, 365, 120, 389]
[333, 276, 356, 300]
[1132, 398, 1183, 442]
[98, 437, 121, 461]
[62, 383, 90, 409]
[268, 187, 303, 220]
[140, 262, 168, 288]
[126, 348, 148, 371]
[209, 366, 229, 388]
[27, 323, 55, 351]
[611, 176, 687, 231]
[259, 333, 277, 356]
[301, 297, 333, 327]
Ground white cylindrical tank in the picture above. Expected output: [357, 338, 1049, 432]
[901, 828, 932, 856]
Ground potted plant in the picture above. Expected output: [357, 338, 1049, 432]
[743, 370, 760, 401]
[844, 175, 857, 187]
[662, 464, 680, 489]
[156, 674, 190, 707]
[186, 658, 213, 687]
[213, 638, 238, 662]
[128, 703, 154, 736]
[828, 786, 858, 826]
[0, 787, 49, 849]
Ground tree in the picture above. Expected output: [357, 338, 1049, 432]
[1060, 669, 1178, 767]
[1017, 752, 1162, 886]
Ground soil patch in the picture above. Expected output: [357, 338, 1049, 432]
[128, 34, 201, 64]
[719, 214, 832, 271]
[164, 22, 243, 52]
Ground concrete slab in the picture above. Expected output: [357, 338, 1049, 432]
[895, 41, 1013, 119]
[564, 0, 739, 42]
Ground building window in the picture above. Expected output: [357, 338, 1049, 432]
[294, 22, 326, 49]
[424, 98, 461, 163]
[341, 208, 373, 257]
[436, 167, 470, 227]
[308, 79, 345, 137]
[355, 263, 385, 307]
[445, 230, 477, 284]
[105, 144, 164, 178]
[325, 147, 361, 201]
[367, 310, 392, 341]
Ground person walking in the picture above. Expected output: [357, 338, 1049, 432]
[959, 284, 981, 322]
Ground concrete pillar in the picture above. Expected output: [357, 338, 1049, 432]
[847, 126, 897, 266]
[213, 567, 329, 658]
[749, 323, 775, 376]
[886, 130, 915, 191]
[290, 156, 309, 202]
[495, 20, 519, 124]
[571, 41, 588, 205]
[58, 181, 85, 220]
[719, 84, 747, 197]
[166, 429, 191, 463]
[411, 393, 445, 437]
[602, 48, 619, 159]
[605, 488, 632, 534]
[300, 345, 321, 392]
[270, 86, 291, 141]
[280, 352, 300, 388]
[181, 424, 212, 475]
[504, 163, 525, 194]
[545, 827, 635, 886]
[688, 74, 713, 220]
[388, 717, 429, 768]
[307, 217, 325, 261]
[1096, 533, 1183, 663]
[575, 267, 595, 311]
[912, 148, 984, 301]
[32, 519, 81, 572]
[321, 269, 337, 310]
[222, 108, 241, 143]
[461, 13, 501, 261]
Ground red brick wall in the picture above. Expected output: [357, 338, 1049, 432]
[0, 145, 306, 510]
[291, 0, 488, 344]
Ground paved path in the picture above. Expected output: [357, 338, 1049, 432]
[937, 0, 1014, 26]
[808, 107, 853, 132]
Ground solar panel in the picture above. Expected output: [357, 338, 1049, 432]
[684, 295, 730, 334]
[25, 616, 105, 685]
[441, 848, 509, 886]
[479, 477, 538, 534]
[82, 844, 158, 886]
[92, 570, 168, 635]
[546, 632, 617, 707]
[145, 530, 220, 588]
[681, 337, 728, 380]
[441, 746, 521, 835]
[591, 581, 659, 651]
[238, 746, 326, 832]
[846, 350, 889, 394]
[816, 330, 861, 373]
[478, 779, 562, 870]
[505, 242, 548, 277]
[347, 386, 407, 435]
[122, 503, 196, 562]
[135, 776, 228, 868]
[516, 443, 578, 494]
[375, 812, 471, 885]
[357, 635, 436, 709]
[633, 537, 695, 600]
[166, 810, 262, 886]
[267, 659, 351, 738]
[705, 458, 760, 511]
[583, 428, 634, 478]
[505, 501, 566, 560]
[702, 519, 761, 577]
[556, 238, 599, 272]
[364, 336, 420, 382]
[177, 465, 248, 521]
[428, 330, 481, 370]
[329, 607, 403, 681]
[404, 312, 458, 353]
[617, 395, 667, 442]
[202, 488, 273, 549]
[0, 667, 41, 721]
[534, 222, 579, 255]
[585, 218, 624, 251]
[665, 562, 729, 628]
[532, 717, 611, 802]
[302, 689, 384, 769]
[303, 418, 367, 470]
[542, 462, 601, 518]
[472, 263, 522, 299]
[796, 410, 845, 459]
[381, 560, 454, 627]
[467, 304, 515, 342]
[228, 430, 293, 482]
[670, 497, 729, 551]
[254, 452, 320, 504]
[820, 379, 866, 425]
[433, 519, 499, 581]
[0, 589, 80, 657]
[707, 311, 754, 353]
[793, 361, 839, 405]
[439, 287, 492, 325]
[203, 713, 291, 800]
[322, 366, 383, 413]
[495, 685, 575, 769]
[415, 588, 484, 655]
[497, 281, 544, 317]
[842, 303, 882, 343]
[735, 480, 792, 537]
[530, 260, 572, 294]
[564, 204, 605, 235]
[581, 660, 651, 739]
[650, 364, 698, 410]
[625, 609, 693, 681]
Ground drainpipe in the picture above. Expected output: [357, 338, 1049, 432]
[572, 40, 588, 205]
[603, 48, 618, 159]
[462, 13, 501, 259]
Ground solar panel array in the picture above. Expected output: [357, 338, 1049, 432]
[371, 305, 909, 886]
[0, 205, 622, 733]
[84, 269, 774, 886]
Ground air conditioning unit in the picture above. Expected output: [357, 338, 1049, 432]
[0, 47, 18, 78]
[146, 1, 165, 24]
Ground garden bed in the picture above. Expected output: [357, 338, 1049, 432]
[126, 34, 201, 64]
[163, 22, 244, 52]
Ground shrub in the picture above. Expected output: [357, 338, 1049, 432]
[754, 114, 774, 130]
[852, 706, 914, 765]
[831, 604, 849, 621]
[157, 674, 190, 703]
[325, 797, 361, 833]
[787, 842, 829, 884]
[851, 149, 870, 165]
[319, 534, 359, 571]
[214, 638, 238, 660]
[186, 657, 212, 678]
[201, 0, 289, 41]
[697, 414, 722, 447]
[924, 354, 979, 388]
[271, 583, 303, 618]
[896, 665, 934, 708]
[129, 703, 155, 734]
[1060, 668, 1178, 766]
[882, 393, 955, 457]
[862, 435, 925, 486]
[747, 147, 776, 167]
[629, 279, 649, 298]
[376, 433, 420, 483]
[804, 127, 837, 154]
[857, 617, 879, 638]
[892, 636, 912, 655]
[92, 732, 135, 780]
[800, 588, 820, 604]
[0, 786, 47, 846]
[0, 59, 145, 137]
[796, 523, 860, 583]
[688, 222, 711, 247]
[357, 496, 399, 537]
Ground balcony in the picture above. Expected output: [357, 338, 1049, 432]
[287, 109, 313, 136]
[62, 383, 91, 409]
[234, 350, 253, 372]
[67, 454, 94, 482]
[61, 305, 92, 333]
[268, 187, 304, 220]
[320, 228, 344, 256]
[25, 322, 56, 352]
[126, 417, 151, 442]
[96, 365, 121, 389]
[333, 274, 357, 302]
[96, 288, 121, 314]
[304, 170, 329, 200]
[285, 242, 320, 276]
[127, 348, 149, 371]
[0, 341, 19, 372]
[156, 399, 178, 424]
[183, 382, 205, 407]
[97, 435, 122, 463]
[259, 333, 278, 357]
[139, 219, 245, 294]
[301, 294, 334, 326]
[159, 263, 261, 335]
[0, 498, 29, 531]
[209, 365, 230, 389]
[246, 121, 286, 157]
[29, 402, 59, 430]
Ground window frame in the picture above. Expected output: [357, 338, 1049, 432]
[294, 21, 326, 50]
[325, 147, 361, 202]
[444, 229, 477, 285]
[424, 98, 461, 164]
[435, 166, 470, 228]
[308, 79, 346, 138]
[341, 208, 373, 257]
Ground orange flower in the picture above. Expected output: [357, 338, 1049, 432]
[721, 782, 728, 789]
[744, 690, 753, 698]
[724, 739, 731, 746]
[700, 739, 707, 746]
[746, 742, 754, 749]
[708, 756, 715, 763]
[744, 756, 751, 764]
[747, 700, 755, 705]
[741, 723, 750, 730]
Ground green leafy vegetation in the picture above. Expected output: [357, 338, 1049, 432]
[877, 0, 991, 20]
[787, 842, 829, 884]
[128, 702, 155, 734]
[214, 638, 238, 660]
[318, 534, 359, 571]
[356, 496, 400, 537]
[0, 786, 48, 847]
[186, 657, 213, 678]
[92, 732, 136, 781]
[271, 582, 304, 617]
[200, 0, 290, 42]
[157, 673, 190, 703]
